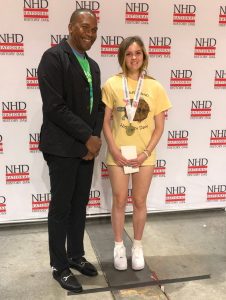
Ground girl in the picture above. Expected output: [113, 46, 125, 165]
[102, 36, 172, 271]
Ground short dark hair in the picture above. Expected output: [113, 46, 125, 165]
[69, 8, 96, 24]
[118, 36, 148, 75]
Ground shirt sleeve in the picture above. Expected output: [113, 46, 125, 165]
[154, 81, 172, 116]
[102, 79, 114, 109]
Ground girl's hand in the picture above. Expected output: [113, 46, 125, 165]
[128, 152, 147, 168]
[110, 147, 129, 167]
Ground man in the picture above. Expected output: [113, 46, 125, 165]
[38, 9, 104, 293]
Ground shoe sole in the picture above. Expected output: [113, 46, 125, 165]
[132, 264, 145, 271]
[65, 286, 83, 293]
[132, 267, 144, 271]
[114, 264, 128, 271]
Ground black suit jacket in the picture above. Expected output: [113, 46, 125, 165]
[38, 38, 105, 158]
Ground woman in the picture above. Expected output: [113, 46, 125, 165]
[102, 36, 172, 271]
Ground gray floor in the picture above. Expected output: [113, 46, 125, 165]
[0, 209, 226, 300]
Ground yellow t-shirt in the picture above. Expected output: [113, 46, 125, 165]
[102, 74, 172, 166]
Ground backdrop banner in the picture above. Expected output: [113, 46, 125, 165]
[0, 0, 226, 223]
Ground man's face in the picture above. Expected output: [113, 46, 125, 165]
[68, 12, 98, 53]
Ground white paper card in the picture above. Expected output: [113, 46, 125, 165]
[121, 145, 139, 174]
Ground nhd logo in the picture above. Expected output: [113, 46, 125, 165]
[210, 130, 226, 147]
[88, 190, 101, 207]
[75, 1, 100, 22]
[26, 68, 39, 89]
[29, 133, 40, 152]
[6, 165, 30, 184]
[101, 36, 124, 57]
[166, 186, 186, 203]
[51, 35, 69, 47]
[127, 188, 132, 205]
[168, 130, 189, 148]
[0, 134, 3, 154]
[219, 6, 226, 26]
[190, 100, 212, 119]
[101, 162, 108, 179]
[0, 34, 24, 55]
[125, 2, 149, 24]
[187, 158, 208, 176]
[173, 4, 196, 25]
[153, 159, 166, 177]
[0, 196, 6, 215]
[194, 38, 216, 58]
[207, 185, 226, 201]
[214, 70, 226, 89]
[32, 193, 51, 212]
[149, 37, 171, 58]
[2, 102, 27, 122]
[170, 70, 192, 89]
[24, 0, 49, 21]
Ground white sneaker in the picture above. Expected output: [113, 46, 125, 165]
[132, 246, 145, 270]
[114, 245, 127, 270]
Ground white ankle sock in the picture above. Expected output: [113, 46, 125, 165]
[133, 239, 142, 248]
[114, 241, 124, 247]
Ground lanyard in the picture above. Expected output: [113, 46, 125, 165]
[122, 72, 144, 123]
[75, 54, 93, 113]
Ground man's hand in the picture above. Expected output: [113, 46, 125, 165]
[85, 136, 102, 155]
[82, 151, 94, 161]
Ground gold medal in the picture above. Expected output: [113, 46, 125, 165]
[126, 124, 135, 136]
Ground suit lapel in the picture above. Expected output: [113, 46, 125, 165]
[61, 39, 98, 115]
[70, 52, 88, 82]
[60, 39, 87, 82]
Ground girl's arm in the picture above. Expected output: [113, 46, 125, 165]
[129, 111, 165, 167]
[103, 106, 129, 167]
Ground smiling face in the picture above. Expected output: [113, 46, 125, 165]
[68, 12, 97, 53]
[124, 42, 144, 77]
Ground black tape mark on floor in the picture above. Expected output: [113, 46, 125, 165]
[68, 274, 210, 295]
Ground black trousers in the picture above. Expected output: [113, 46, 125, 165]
[43, 153, 94, 271]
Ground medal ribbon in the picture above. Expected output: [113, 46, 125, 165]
[122, 72, 144, 123]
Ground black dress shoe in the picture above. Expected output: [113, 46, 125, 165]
[52, 268, 83, 293]
[68, 257, 98, 276]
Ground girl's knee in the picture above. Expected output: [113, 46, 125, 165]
[113, 195, 128, 209]
[132, 198, 146, 210]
